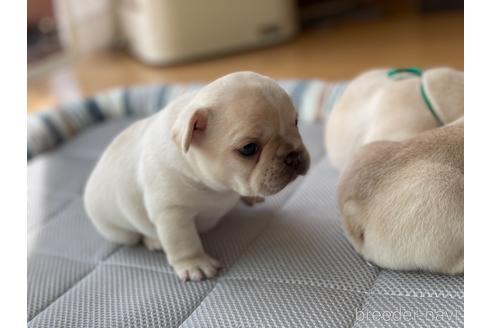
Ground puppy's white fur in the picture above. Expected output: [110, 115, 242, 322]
[325, 67, 463, 170]
[84, 72, 310, 281]
[337, 118, 463, 274]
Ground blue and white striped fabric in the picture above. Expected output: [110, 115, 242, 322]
[27, 80, 347, 160]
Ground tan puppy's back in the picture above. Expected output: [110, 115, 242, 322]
[337, 119, 464, 274]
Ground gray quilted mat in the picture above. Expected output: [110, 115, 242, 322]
[27, 119, 464, 327]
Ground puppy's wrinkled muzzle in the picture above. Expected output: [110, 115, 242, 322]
[256, 146, 310, 196]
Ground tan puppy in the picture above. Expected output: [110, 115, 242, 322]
[337, 118, 463, 274]
[84, 72, 310, 281]
[325, 67, 463, 170]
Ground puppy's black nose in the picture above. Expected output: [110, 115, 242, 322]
[284, 151, 301, 169]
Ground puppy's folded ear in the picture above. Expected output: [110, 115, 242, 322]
[422, 68, 464, 124]
[172, 107, 209, 153]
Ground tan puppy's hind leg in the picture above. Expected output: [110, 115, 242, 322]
[340, 199, 366, 250]
[448, 257, 464, 275]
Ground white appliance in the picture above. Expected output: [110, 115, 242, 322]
[117, 0, 298, 65]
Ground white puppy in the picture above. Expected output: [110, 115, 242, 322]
[84, 72, 310, 281]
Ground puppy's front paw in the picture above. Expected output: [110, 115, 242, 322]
[172, 253, 221, 282]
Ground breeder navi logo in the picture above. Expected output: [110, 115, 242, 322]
[355, 307, 459, 323]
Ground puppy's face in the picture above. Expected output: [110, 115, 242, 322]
[172, 72, 310, 196]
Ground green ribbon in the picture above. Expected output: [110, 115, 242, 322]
[387, 67, 444, 127]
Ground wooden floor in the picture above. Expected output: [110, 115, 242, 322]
[27, 10, 463, 113]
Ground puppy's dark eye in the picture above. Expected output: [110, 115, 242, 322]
[295, 117, 298, 127]
[239, 143, 259, 157]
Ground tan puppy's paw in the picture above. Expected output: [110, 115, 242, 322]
[241, 196, 265, 206]
[172, 253, 221, 282]
[143, 237, 162, 251]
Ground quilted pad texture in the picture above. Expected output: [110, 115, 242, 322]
[27, 118, 464, 327]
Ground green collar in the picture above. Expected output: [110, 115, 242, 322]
[387, 67, 444, 127]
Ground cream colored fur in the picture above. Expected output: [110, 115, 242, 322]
[325, 67, 464, 170]
[84, 72, 310, 281]
[337, 118, 464, 274]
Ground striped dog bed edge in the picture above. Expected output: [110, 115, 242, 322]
[27, 80, 347, 160]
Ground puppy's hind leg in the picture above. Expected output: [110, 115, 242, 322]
[447, 257, 464, 275]
[92, 219, 141, 246]
[340, 199, 366, 251]
[143, 236, 162, 251]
